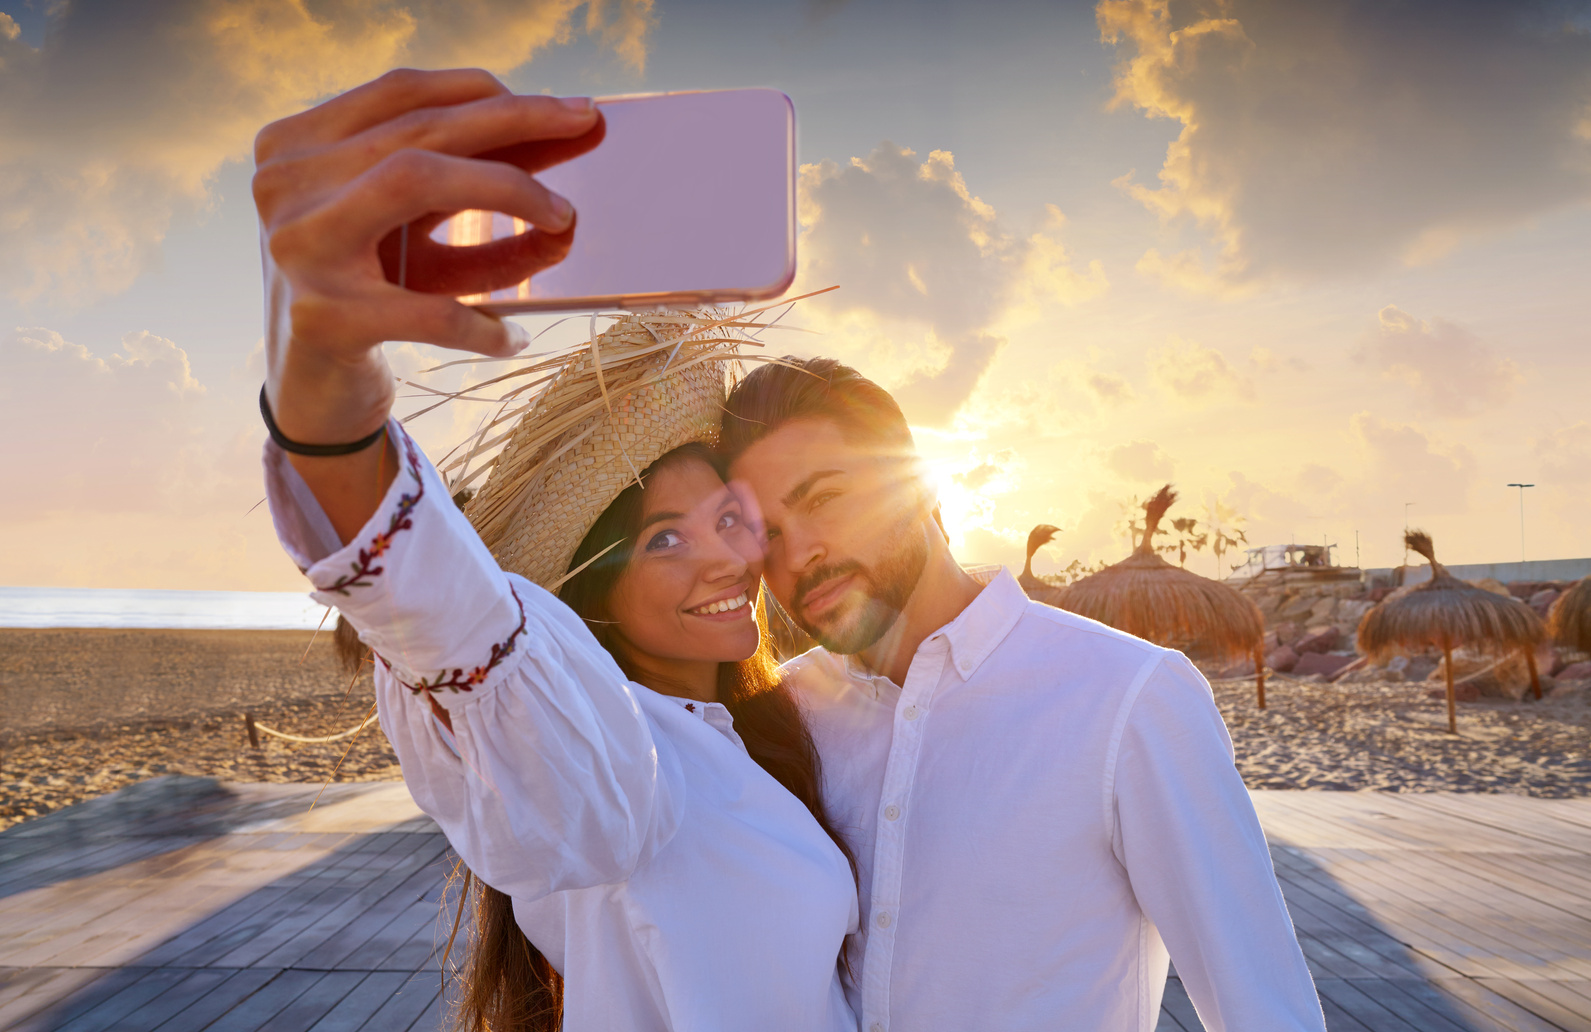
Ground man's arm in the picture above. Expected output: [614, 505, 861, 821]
[1112, 652, 1326, 1032]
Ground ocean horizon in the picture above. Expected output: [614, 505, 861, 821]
[0, 586, 335, 631]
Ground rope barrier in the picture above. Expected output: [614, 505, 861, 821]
[244, 711, 378, 745]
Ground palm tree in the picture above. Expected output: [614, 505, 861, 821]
[1548, 576, 1591, 654]
[1019, 525, 1067, 607]
[1357, 530, 1545, 734]
[1059, 486, 1269, 707]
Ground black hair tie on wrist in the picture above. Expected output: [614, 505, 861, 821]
[259, 385, 388, 457]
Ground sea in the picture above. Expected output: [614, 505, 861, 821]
[0, 586, 334, 631]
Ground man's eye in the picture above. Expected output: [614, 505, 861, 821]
[646, 530, 684, 551]
[810, 491, 838, 511]
[765, 526, 782, 542]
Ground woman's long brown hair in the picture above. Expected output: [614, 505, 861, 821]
[451, 443, 855, 1032]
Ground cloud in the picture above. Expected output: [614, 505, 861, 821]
[0, 326, 237, 516]
[1535, 421, 1591, 481]
[1098, 0, 1591, 292]
[796, 142, 1106, 424]
[1105, 439, 1173, 481]
[0, 0, 654, 305]
[1147, 336, 1253, 402]
[1355, 305, 1521, 417]
[1087, 371, 1136, 406]
[1351, 412, 1477, 514]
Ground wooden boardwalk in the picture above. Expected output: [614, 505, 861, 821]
[1, 780, 1588, 1031]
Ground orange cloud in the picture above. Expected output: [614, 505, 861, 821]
[1098, 0, 1591, 292]
[0, 0, 654, 304]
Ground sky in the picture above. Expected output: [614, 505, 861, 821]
[2, 0, 1590, 591]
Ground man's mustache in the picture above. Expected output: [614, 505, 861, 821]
[792, 561, 866, 617]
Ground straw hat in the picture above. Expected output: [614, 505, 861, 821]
[456, 311, 745, 590]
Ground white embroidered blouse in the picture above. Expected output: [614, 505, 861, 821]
[264, 423, 859, 1032]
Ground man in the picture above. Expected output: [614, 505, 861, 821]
[722, 359, 1325, 1032]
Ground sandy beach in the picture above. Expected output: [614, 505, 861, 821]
[3, 628, 1589, 831]
[1, 628, 400, 830]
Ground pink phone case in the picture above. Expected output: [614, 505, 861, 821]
[438, 88, 797, 315]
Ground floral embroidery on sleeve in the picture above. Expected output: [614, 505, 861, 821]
[320, 429, 424, 596]
[383, 586, 529, 696]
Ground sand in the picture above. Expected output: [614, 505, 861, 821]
[1, 628, 400, 830]
[3, 629, 1588, 832]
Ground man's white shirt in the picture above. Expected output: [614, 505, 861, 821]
[783, 568, 1326, 1032]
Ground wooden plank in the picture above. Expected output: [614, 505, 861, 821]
[88, 968, 238, 1032]
[304, 972, 413, 1032]
[402, 986, 446, 1032]
[194, 969, 323, 1032]
[254, 836, 450, 970]
[0, 969, 106, 1032]
[349, 974, 436, 1031]
[1425, 976, 1575, 1032]
[256, 970, 366, 1032]
[1157, 978, 1204, 1032]
[1312, 978, 1427, 1032]
[48, 966, 193, 1032]
[147, 968, 280, 1032]
[1470, 973, 1591, 1030]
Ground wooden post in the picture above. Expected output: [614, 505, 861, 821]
[1442, 646, 1457, 735]
[1526, 649, 1542, 701]
[1255, 645, 1267, 710]
[245, 712, 261, 749]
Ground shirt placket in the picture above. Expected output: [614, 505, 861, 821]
[860, 636, 950, 1032]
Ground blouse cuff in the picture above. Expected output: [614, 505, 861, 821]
[263, 421, 528, 704]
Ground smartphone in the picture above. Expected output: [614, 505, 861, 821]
[429, 88, 796, 315]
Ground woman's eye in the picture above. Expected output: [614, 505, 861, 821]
[718, 511, 740, 531]
[646, 530, 684, 552]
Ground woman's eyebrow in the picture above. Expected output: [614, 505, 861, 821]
[639, 509, 686, 530]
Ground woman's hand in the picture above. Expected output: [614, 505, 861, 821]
[255, 68, 600, 539]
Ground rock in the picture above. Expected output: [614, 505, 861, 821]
[1273, 621, 1300, 646]
[1295, 627, 1343, 654]
[1262, 630, 1280, 652]
[1292, 652, 1357, 679]
[1557, 661, 1591, 682]
[1310, 597, 1338, 622]
[1336, 599, 1374, 625]
[1266, 646, 1300, 673]
[1403, 655, 1439, 682]
[1280, 596, 1318, 620]
[1473, 577, 1512, 598]
[1529, 588, 1560, 610]
[1214, 658, 1257, 679]
[1428, 683, 1482, 703]
[1548, 678, 1590, 699]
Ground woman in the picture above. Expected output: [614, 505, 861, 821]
[263, 314, 859, 1031]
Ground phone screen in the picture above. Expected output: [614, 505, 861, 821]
[428, 88, 796, 314]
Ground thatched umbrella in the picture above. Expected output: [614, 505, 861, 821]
[1058, 486, 1269, 707]
[1358, 530, 1544, 734]
[1019, 525, 1067, 607]
[1548, 576, 1591, 654]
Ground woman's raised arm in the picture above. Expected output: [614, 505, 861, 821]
[254, 67, 597, 540]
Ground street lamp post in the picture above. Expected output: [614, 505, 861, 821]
[1507, 483, 1534, 565]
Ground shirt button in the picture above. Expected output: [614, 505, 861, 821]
[876, 911, 892, 929]
[884, 804, 901, 821]
[902, 705, 920, 721]
[871, 1025, 885, 1032]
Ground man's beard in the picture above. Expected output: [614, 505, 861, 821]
[789, 524, 930, 656]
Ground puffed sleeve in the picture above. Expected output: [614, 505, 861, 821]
[263, 422, 683, 900]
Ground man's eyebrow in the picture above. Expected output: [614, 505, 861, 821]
[639, 509, 686, 530]
[781, 470, 844, 508]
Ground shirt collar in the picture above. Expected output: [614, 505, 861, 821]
[839, 565, 1029, 690]
[665, 695, 745, 749]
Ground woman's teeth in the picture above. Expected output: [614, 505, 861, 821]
[691, 592, 748, 616]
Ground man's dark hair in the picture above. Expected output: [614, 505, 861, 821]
[721, 357, 913, 461]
